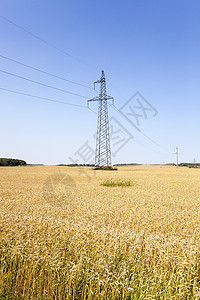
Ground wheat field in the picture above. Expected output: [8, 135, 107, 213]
[0, 165, 200, 299]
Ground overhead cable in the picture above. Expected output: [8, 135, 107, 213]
[0, 54, 95, 91]
[0, 87, 87, 108]
[0, 69, 88, 99]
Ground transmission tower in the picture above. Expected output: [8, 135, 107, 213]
[88, 70, 114, 167]
[176, 146, 179, 168]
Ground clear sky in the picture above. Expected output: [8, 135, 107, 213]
[0, 0, 200, 165]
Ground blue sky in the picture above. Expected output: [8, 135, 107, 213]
[0, 0, 200, 165]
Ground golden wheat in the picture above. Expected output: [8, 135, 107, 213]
[0, 165, 200, 299]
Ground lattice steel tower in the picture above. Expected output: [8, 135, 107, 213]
[88, 71, 114, 167]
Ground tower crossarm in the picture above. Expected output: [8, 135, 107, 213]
[87, 97, 99, 107]
[87, 96, 114, 107]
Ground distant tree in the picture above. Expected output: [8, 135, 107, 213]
[0, 158, 26, 166]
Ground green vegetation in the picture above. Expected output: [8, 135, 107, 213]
[179, 163, 200, 168]
[94, 166, 118, 171]
[0, 158, 26, 166]
[0, 290, 20, 300]
[114, 163, 140, 166]
[101, 179, 131, 187]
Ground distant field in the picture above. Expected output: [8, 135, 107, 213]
[0, 165, 200, 299]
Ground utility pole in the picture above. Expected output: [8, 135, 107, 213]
[176, 146, 179, 167]
[193, 158, 196, 167]
[88, 70, 114, 167]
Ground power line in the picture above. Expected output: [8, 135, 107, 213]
[0, 17, 172, 156]
[109, 103, 172, 155]
[87, 107, 97, 115]
[0, 87, 87, 108]
[0, 54, 96, 91]
[133, 139, 172, 157]
[106, 79, 172, 155]
[139, 131, 172, 155]
[0, 69, 88, 99]
[0, 15, 99, 71]
[0, 15, 174, 161]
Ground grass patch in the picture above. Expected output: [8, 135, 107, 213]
[101, 179, 131, 187]
[94, 166, 118, 171]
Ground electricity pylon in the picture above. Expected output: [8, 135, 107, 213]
[88, 70, 114, 167]
[176, 146, 179, 168]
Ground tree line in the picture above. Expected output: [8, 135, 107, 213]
[0, 158, 26, 166]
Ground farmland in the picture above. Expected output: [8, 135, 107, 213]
[0, 165, 200, 299]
